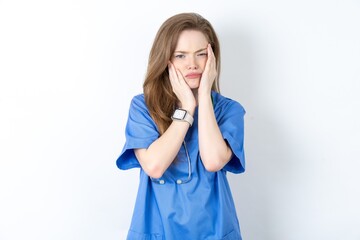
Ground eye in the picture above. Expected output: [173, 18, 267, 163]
[175, 54, 185, 59]
[197, 52, 208, 57]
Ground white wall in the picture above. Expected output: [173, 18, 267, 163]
[0, 0, 359, 239]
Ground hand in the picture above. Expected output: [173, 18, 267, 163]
[168, 61, 196, 111]
[199, 44, 217, 96]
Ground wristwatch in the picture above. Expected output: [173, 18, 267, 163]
[171, 109, 194, 127]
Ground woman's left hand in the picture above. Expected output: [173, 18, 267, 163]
[199, 43, 217, 96]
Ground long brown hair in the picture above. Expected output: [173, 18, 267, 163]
[143, 13, 221, 135]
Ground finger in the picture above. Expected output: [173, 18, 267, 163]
[175, 68, 187, 86]
[168, 62, 179, 86]
[207, 44, 216, 66]
[204, 45, 211, 69]
[207, 46, 216, 75]
[170, 62, 182, 84]
[208, 43, 215, 60]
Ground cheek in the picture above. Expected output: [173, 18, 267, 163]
[171, 60, 183, 70]
[170, 62, 185, 76]
[199, 58, 207, 69]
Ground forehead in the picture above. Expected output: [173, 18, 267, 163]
[175, 30, 208, 50]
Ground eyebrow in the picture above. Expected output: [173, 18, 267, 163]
[174, 47, 207, 54]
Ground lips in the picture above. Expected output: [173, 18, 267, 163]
[185, 73, 202, 79]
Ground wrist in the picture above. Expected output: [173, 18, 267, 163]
[198, 85, 212, 95]
[181, 106, 195, 116]
[178, 102, 196, 116]
[197, 91, 212, 103]
[172, 108, 194, 127]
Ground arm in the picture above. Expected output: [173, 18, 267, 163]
[134, 119, 193, 179]
[198, 93, 233, 172]
[135, 62, 196, 179]
[198, 44, 233, 172]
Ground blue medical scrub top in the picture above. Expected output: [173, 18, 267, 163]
[117, 91, 246, 240]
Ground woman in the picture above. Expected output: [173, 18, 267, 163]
[117, 12, 246, 240]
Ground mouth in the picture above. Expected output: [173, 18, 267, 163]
[185, 73, 202, 79]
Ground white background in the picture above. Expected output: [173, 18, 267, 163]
[1, 0, 359, 239]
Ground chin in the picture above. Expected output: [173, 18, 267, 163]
[189, 84, 200, 89]
[186, 79, 200, 89]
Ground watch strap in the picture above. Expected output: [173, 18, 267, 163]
[172, 109, 194, 127]
[182, 111, 194, 127]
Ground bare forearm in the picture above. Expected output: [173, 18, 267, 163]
[135, 109, 194, 178]
[198, 93, 232, 171]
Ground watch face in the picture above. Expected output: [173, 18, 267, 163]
[173, 109, 186, 120]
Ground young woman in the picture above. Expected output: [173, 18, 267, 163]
[117, 13, 246, 240]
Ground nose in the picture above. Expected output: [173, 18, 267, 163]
[187, 55, 198, 70]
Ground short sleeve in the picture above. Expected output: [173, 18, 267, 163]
[216, 98, 246, 174]
[116, 95, 159, 170]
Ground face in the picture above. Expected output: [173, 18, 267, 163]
[171, 30, 209, 89]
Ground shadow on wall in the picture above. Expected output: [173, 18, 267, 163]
[220, 28, 299, 240]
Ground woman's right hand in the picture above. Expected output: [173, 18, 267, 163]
[168, 62, 196, 112]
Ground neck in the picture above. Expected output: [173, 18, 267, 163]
[192, 89, 199, 106]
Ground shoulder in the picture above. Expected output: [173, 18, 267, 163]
[129, 93, 147, 110]
[127, 93, 152, 118]
[128, 93, 157, 125]
[211, 91, 245, 114]
[131, 93, 145, 105]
